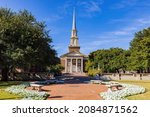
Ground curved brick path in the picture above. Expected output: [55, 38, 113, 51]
[42, 76, 107, 100]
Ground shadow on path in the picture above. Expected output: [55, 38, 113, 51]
[44, 75, 107, 100]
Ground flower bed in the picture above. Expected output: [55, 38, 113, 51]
[5, 83, 49, 100]
[100, 84, 145, 100]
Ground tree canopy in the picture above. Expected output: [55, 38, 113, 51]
[86, 48, 130, 73]
[129, 27, 150, 72]
[0, 8, 59, 81]
[86, 27, 150, 74]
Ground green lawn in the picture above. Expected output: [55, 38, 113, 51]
[0, 81, 23, 100]
[118, 80, 150, 100]
[1, 80, 150, 100]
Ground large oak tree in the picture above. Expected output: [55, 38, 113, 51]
[129, 27, 150, 73]
[0, 8, 59, 81]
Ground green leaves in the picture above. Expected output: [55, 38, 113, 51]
[87, 27, 150, 73]
[0, 8, 59, 80]
[129, 27, 150, 72]
[87, 48, 129, 73]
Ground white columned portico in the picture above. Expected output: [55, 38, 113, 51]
[70, 58, 73, 73]
[65, 58, 67, 73]
[81, 58, 83, 73]
[76, 58, 78, 72]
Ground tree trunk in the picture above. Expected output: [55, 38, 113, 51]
[147, 67, 150, 73]
[116, 69, 119, 73]
[1, 67, 9, 81]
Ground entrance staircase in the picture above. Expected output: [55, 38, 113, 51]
[69, 72, 87, 76]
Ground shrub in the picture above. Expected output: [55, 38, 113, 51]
[88, 69, 102, 77]
[5, 83, 49, 100]
[100, 84, 145, 100]
[47, 64, 64, 76]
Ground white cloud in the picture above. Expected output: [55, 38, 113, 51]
[110, 27, 137, 36]
[80, 38, 131, 54]
[58, 0, 74, 15]
[58, 0, 104, 18]
[107, 17, 150, 37]
[112, 0, 139, 9]
[44, 14, 63, 23]
[136, 18, 150, 25]
[78, 0, 103, 13]
[111, 31, 129, 35]
[108, 19, 131, 24]
[112, 0, 150, 9]
[79, 16, 150, 54]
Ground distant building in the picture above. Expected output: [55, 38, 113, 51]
[60, 9, 87, 73]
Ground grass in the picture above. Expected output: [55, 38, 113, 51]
[0, 81, 23, 100]
[1, 79, 150, 100]
[117, 80, 150, 100]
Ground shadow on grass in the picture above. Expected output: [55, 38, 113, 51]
[0, 81, 22, 87]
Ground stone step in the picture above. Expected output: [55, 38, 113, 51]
[69, 72, 87, 76]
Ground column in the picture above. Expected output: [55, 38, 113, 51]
[81, 58, 83, 73]
[70, 58, 72, 73]
[65, 58, 67, 73]
[76, 58, 78, 72]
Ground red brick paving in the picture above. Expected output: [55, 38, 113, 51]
[27, 76, 108, 100]
[43, 83, 107, 100]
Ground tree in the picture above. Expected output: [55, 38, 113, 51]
[47, 64, 64, 76]
[86, 48, 129, 73]
[0, 8, 59, 81]
[108, 48, 130, 73]
[129, 27, 150, 73]
[86, 27, 150, 74]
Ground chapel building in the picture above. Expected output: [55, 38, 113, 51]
[60, 10, 87, 73]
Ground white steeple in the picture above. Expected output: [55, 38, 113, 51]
[70, 8, 79, 46]
[72, 8, 76, 30]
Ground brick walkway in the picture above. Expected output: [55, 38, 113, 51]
[45, 83, 107, 100]
[41, 76, 107, 100]
[27, 76, 107, 100]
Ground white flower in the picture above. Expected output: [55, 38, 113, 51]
[5, 83, 49, 100]
[100, 83, 145, 100]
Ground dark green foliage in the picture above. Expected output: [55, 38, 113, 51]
[47, 64, 64, 76]
[129, 27, 150, 72]
[86, 48, 130, 73]
[0, 8, 59, 80]
[87, 69, 102, 77]
[86, 27, 150, 73]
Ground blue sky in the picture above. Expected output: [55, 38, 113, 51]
[0, 0, 150, 56]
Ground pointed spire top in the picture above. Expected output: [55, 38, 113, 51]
[69, 8, 79, 48]
[72, 7, 76, 30]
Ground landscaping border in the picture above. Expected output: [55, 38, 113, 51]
[100, 83, 146, 100]
[5, 83, 49, 100]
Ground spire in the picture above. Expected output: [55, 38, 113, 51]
[72, 8, 76, 30]
[69, 8, 80, 52]
[71, 8, 78, 38]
